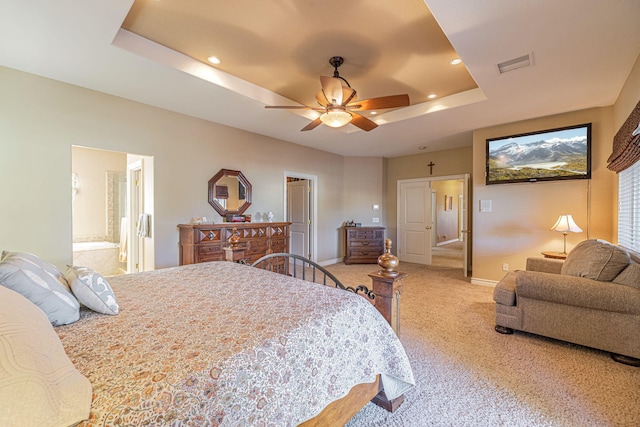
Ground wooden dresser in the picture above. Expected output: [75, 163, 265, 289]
[178, 222, 290, 265]
[344, 226, 385, 264]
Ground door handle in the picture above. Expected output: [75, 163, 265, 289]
[426, 226, 432, 230]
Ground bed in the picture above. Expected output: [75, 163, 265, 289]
[50, 261, 414, 426]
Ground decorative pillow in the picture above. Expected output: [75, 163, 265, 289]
[1, 251, 71, 292]
[0, 253, 79, 326]
[0, 285, 92, 426]
[612, 262, 640, 289]
[561, 239, 631, 281]
[65, 265, 119, 315]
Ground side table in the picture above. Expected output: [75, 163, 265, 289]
[541, 251, 567, 260]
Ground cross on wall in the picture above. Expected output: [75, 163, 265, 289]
[427, 161, 435, 175]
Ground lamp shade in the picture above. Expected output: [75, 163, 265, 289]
[550, 215, 582, 233]
[320, 110, 352, 128]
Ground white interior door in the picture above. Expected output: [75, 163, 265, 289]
[287, 179, 310, 258]
[128, 165, 142, 273]
[398, 179, 432, 264]
[461, 173, 470, 277]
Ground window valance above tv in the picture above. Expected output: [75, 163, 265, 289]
[607, 99, 640, 173]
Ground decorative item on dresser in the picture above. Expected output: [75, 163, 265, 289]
[178, 222, 290, 265]
[344, 226, 385, 264]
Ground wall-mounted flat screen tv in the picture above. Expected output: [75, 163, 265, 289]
[486, 123, 591, 185]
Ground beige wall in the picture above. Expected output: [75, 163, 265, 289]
[471, 52, 640, 283]
[0, 67, 384, 269]
[431, 180, 463, 244]
[471, 107, 615, 282]
[385, 146, 473, 247]
[340, 156, 386, 257]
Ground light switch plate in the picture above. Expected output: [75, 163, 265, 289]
[372, 217, 380, 223]
[479, 200, 492, 213]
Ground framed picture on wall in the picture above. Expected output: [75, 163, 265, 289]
[445, 195, 453, 211]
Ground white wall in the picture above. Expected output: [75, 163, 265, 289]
[72, 146, 127, 241]
[0, 67, 384, 269]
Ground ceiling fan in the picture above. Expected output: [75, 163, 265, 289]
[265, 56, 410, 132]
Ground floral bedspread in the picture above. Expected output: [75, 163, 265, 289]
[55, 262, 414, 426]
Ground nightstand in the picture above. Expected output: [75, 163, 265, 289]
[541, 251, 568, 260]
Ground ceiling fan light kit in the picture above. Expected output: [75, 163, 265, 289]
[320, 109, 352, 128]
[266, 56, 410, 132]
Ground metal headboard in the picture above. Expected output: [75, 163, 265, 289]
[251, 253, 375, 299]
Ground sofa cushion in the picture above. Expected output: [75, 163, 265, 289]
[561, 240, 630, 281]
[612, 262, 640, 289]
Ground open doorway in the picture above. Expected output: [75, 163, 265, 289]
[284, 171, 317, 262]
[71, 146, 154, 275]
[397, 174, 470, 276]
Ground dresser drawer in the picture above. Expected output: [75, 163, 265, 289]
[245, 239, 269, 255]
[198, 229, 222, 242]
[349, 240, 382, 248]
[198, 244, 222, 257]
[270, 237, 288, 253]
[349, 248, 382, 258]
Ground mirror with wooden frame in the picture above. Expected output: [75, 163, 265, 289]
[208, 169, 252, 216]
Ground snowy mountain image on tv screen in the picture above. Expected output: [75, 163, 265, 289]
[487, 125, 590, 184]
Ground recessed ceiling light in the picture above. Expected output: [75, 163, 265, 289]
[450, 58, 462, 65]
[370, 111, 377, 115]
[208, 56, 221, 65]
[418, 146, 427, 150]
[427, 93, 437, 99]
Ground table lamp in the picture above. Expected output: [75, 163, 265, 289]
[550, 214, 583, 254]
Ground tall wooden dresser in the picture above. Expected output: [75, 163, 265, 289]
[178, 222, 290, 265]
[344, 226, 385, 264]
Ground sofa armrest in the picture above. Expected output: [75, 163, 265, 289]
[515, 270, 640, 315]
[526, 257, 563, 274]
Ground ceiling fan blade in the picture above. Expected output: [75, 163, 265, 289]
[265, 105, 311, 109]
[347, 94, 410, 111]
[320, 76, 343, 105]
[350, 112, 378, 132]
[301, 117, 323, 131]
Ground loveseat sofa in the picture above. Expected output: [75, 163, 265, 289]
[493, 240, 640, 366]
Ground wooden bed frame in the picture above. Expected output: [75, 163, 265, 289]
[251, 253, 406, 425]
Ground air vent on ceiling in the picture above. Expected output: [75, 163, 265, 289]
[497, 53, 533, 74]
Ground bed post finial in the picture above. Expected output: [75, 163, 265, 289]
[377, 238, 399, 277]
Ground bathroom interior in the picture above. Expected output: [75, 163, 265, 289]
[71, 146, 153, 276]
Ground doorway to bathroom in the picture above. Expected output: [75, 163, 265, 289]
[71, 146, 154, 276]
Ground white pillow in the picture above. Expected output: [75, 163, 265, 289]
[0, 253, 79, 326]
[65, 266, 119, 315]
[1, 251, 71, 292]
[0, 285, 92, 426]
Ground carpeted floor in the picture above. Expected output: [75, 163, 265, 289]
[321, 259, 640, 427]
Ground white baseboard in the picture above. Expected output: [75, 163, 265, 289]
[436, 238, 461, 246]
[319, 257, 343, 267]
[470, 277, 498, 287]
